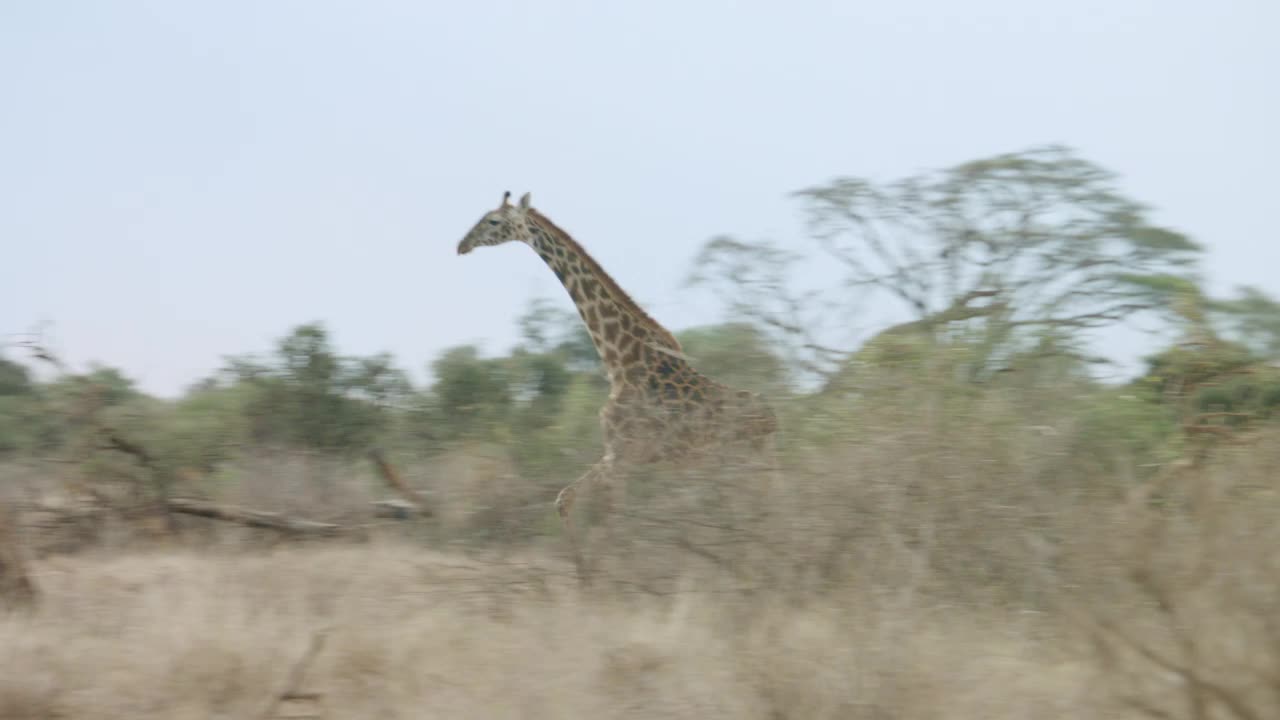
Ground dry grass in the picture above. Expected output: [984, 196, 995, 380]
[2, 543, 1099, 720]
[1, 385, 1277, 717]
[1083, 439, 1280, 719]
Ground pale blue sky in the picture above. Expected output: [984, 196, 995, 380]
[2, 1, 1276, 396]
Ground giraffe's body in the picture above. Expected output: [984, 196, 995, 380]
[457, 192, 777, 579]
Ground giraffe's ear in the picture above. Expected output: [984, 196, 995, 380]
[518, 192, 532, 210]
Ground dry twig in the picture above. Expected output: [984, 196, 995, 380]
[257, 628, 330, 720]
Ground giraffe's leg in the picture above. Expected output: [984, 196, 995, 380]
[555, 454, 615, 585]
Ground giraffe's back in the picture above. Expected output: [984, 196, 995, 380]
[605, 351, 776, 462]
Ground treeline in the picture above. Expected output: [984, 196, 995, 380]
[0, 309, 789, 488]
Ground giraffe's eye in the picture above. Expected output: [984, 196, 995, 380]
[487, 220, 500, 226]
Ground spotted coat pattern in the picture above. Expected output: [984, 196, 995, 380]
[457, 191, 777, 579]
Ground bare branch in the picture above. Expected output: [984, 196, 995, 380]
[367, 448, 433, 517]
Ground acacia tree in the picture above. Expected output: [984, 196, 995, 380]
[1209, 285, 1280, 359]
[689, 145, 1204, 382]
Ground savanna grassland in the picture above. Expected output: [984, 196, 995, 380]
[2, 364, 1277, 719]
[3, 148, 1279, 718]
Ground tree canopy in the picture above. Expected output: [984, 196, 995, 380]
[690, 145, 1204, 382]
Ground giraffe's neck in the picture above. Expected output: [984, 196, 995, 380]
[525, 212, 681, 387]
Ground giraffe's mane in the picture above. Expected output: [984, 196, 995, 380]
[527, 208, 683, 352]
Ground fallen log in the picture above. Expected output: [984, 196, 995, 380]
[165, 498, 346, 537]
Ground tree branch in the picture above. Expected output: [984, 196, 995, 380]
[367, 448, 433, 517]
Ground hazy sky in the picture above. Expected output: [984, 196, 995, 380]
[2, 1, 1276, 396]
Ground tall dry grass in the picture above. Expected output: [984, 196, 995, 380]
[0, 376, 1276, 717]
[1, 543, 1098, 719]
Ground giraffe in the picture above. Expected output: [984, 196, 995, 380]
[457, 191, 778, 580]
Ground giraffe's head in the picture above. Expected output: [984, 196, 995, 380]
[457, 191, 536, 255]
